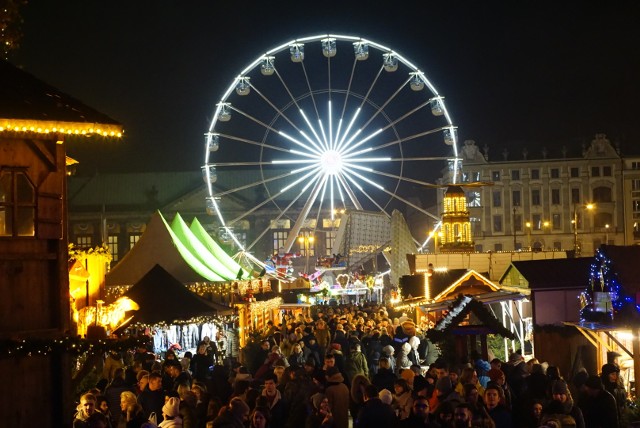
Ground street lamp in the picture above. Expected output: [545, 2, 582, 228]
[525, 221, 532, 250]
[573, 203, 594, 256]
[605, 224, 610, 245]
[298, 235, 315, 273]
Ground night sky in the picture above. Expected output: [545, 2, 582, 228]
[11, 1, 640, 175]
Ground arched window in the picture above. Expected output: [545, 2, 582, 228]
[592, 186, 612, 203]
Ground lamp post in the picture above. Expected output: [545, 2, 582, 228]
[298, 235, 315, 273]
[573, 203, 594, 256]
[605, 224, 610, 245]
[525, 221, 531, 250]
[513, 207, 517, 250]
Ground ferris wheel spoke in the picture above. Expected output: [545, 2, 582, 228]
[246, 173, 323, 251]
[230, 167, 322, 229]
[339, 171, 391, 218]
[272, 68, 326, 153]
[213, 166, 318, 199]
[342, 161, 438, 187]
[218, 133, 291, 154]
[248, 82, 326, 155]
[342, 168, 440, 222]
[283, 174, 328, 252]
[334, 58, 358, 149]
[335, 173, 363, 210]
[343, 126, 451, 158]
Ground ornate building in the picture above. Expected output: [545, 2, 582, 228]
[438, 135, 640, 255]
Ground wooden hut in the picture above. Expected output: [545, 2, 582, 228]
[0, 60, 122, 427]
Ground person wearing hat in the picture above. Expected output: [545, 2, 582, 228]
[577, 375, 619, 428]
[356, 384, 396, 428]
[325, 367, 350, 428]
[600, 363, 627, 419]
[306, 393, 334, 428]
[159, 396, 182, 427]
[540, 379, 585, 428]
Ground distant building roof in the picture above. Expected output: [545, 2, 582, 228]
[0, 60, 122, 138]
[500, 257, 593, 290]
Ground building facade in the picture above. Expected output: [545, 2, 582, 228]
[438, 135, 640, 255]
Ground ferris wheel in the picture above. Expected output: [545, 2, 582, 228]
[203, 34, 460, 266]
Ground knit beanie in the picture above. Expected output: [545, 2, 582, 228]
[163, 397, 180, 418]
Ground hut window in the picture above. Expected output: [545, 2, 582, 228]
[0, 170, 35, 237]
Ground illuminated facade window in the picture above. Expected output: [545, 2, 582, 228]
[107, 235, 119, 261]
[325, 230, 336, 256]
[77, 235, 92, 247]
[272, 231, 288, 254]
[0, 170, 35, 237]
[129, 234, 141, 249]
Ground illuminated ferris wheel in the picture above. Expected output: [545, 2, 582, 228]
[203, 34, 460, 264]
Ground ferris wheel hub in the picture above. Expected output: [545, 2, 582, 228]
[320, 150, 344, 176]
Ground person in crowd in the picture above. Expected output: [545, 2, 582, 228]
[577, 375, 619, 428]
[166, 359, 193, 391]
[261, 373, 286, 428]
[393, 378, 414, 421]
[345, 342, 369, 384]
[372, 357, 397, 392]
[350, 373, 371, 421]
[455, 366, 484, 398]
[249, 406, 271, 428]
[429, 376, 459, 415]
[505, 352, 528, 401]
[381, 344, 397, 373]
[95, 395, 115, 428]
[191, 382, 210, 428]
[398, 395, 433, 427]
[104, 368, 133, 423]
[315, 319, 332, 357]
[542, 379, 584, 428]
[306, 393, 335, 428]
[159, 396, 183, 428]
[483, 383, 511, 428]
[600, 362, 627, 419]
[190, 343, 214, 382]
[103, 351, 125, 384]
[521, 399, 544, 428]
[211, 397, 249, 428]
[453, 402, 475, 428]
[138, 371, 165, 424]
[74, 393, 97, 428]
[288, 342, 307, 370]
[176, 384, 198, 428]
[432, 400, 455, 428]
[324, 367, 350, 428]
[396, 343, 412, 375]
[355, 384, 396, 428]
[118, 390, 146, 428]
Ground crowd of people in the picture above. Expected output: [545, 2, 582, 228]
[73, 303, 631, 428]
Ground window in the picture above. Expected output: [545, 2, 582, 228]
[550, 168, 560, 179]
[107, 235, 119, 261]
[494, 243, 503, 252]
[603, 166, 612, 177]
[594, 212, 613, 228]
[511, 170, 520, 180]
[591, 166, 600, 177]
[570, 167, 580, 178]
[553, 241, 562, 250]
[633, 179, 640, 191]
[515, 242, 523, 251]
[325, 230, 336, 256]
[551, 189, 561, 205]
[77, 235, 92, 247]
[492, 170, 501, 181]
[129, 234, 141, 249]
[632, 162, 640, 170]
[492, 191, 502, 207]
[531, 189, 541, 206]
[532, 214, 542, 230]
[0, 170, 35, 237]
[571, 188, 581, 203]
[493, 215, 503, 232]
[593, 186, 612, 203]
[272, 231, 288, 254]
[298, 231, 315, 256]
[467, 191, 481, 207]
[552, 213, 561, 230]
[512, 190, 521, 207]
[531, 169, 540, 180]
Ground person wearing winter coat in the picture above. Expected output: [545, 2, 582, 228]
[372, 357, 397, 393]
[407, 336, 421, 367]
[393, 378, 414, 421]
[600, 363, 627, 420]
[345, 343, 369, 385]
[396, 343, 412, 376]
[541, 380, 585, 428]
[315, 320, 333, 356]
[325, 368, 349, 428]
[381, 345, 396, 373]
[210, 397, 249, 428]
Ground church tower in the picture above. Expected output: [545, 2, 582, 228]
[440, 185, 474, 252]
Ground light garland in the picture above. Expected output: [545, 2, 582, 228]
[0, 336, 150, 359]
[0, 119, 123, 138]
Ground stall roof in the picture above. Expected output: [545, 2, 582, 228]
[499, 257, 593, 290]
[420, 290, 526, 312]
[123, 264, 232, 325]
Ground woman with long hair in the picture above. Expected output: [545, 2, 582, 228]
[249, 406, 271, 428]
[118, 391, 146, 428]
